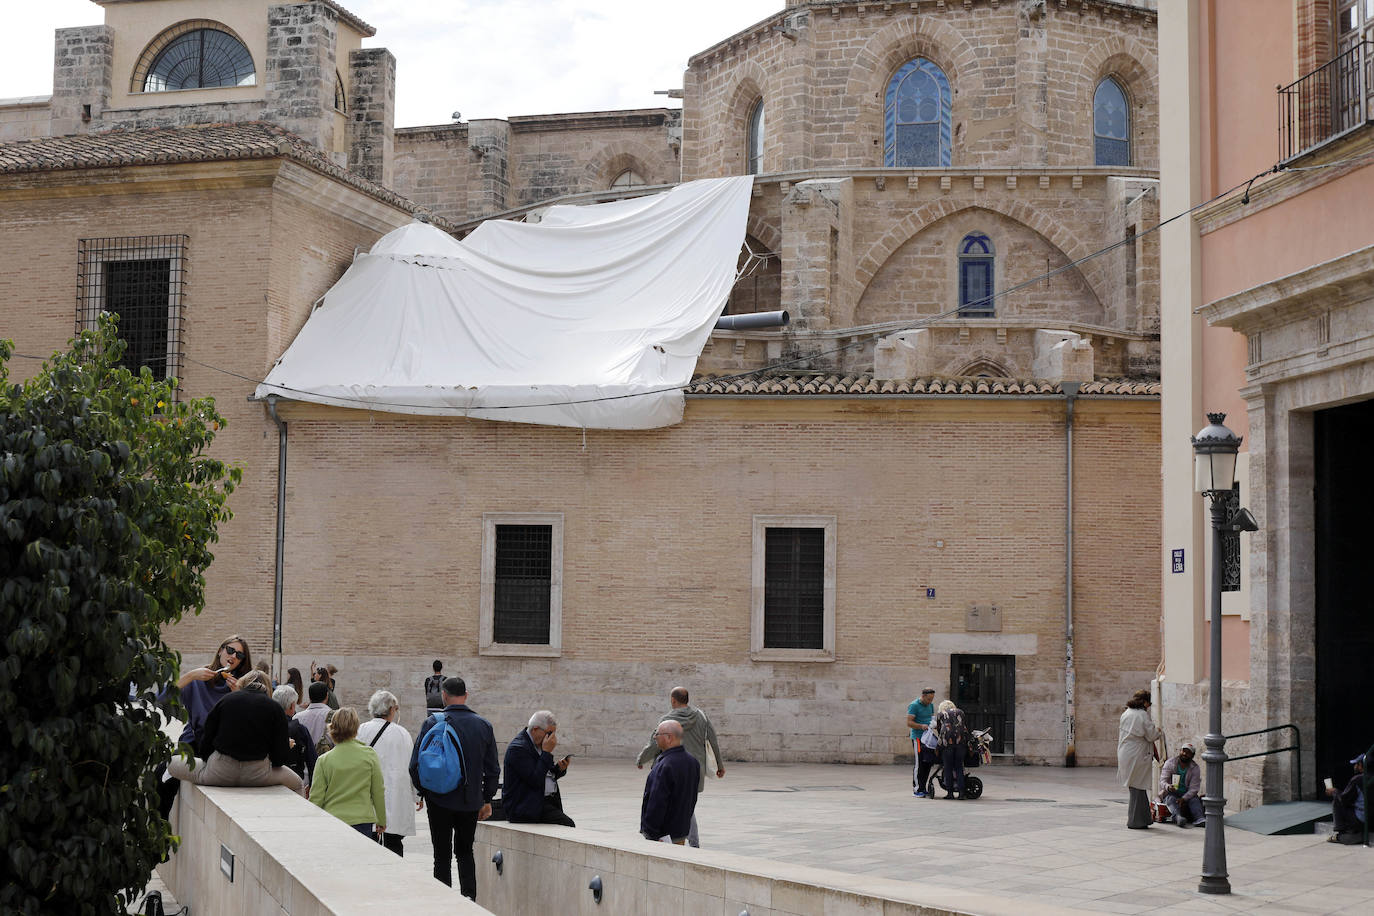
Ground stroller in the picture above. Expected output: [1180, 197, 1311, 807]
[922, 727, 995, 799]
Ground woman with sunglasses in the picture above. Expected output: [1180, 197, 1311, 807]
[157, 636, 253, 816]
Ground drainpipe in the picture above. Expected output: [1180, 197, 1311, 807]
[266, 395, 288, 683]
[1063, 380, 1082, 767]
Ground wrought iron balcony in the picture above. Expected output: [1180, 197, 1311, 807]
[1279, 40, 1373, 162]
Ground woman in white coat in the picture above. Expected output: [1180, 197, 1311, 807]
[357, 690, 419, 855]
[1118, 688, 1163, 829]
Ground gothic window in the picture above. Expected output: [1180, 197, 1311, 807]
[884, 58, 952, 167]
[958, 233, 995, 316]
[1093, 77, 1131, 166]
[135, 24, 256, 92]
[747, 99, 765, 175]
[611, 169, 647, 189]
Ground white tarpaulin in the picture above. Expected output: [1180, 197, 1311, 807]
[254, 175, 754, 429]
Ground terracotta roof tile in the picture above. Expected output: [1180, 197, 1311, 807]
[0, 122, 448, 227]
[687, 374, 1161, 397]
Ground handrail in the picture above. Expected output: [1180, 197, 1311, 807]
[1278, 40, 1371, 162]
[1221, 722, 1302, 802]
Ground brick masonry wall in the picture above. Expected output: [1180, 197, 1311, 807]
[49, 26, 113, 137]
[203, 395, 1162, 765]
[347, 48, 395, 187]
[392, 126, 481, 224]
[263, 2, 338, 152]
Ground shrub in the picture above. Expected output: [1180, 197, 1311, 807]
[0, 318, 240, 914]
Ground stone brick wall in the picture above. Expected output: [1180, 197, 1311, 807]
[263, 2, 339, 152]
[49, 26, 113, 137]
[392, 125, 483, 224]
[683, 0, 1158, 178]
[226, 395, 1162, 766]
[347, 48, 395, 186]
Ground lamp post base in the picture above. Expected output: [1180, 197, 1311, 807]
[1198, 875, 1232, 895]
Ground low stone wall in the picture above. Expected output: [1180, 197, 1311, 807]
[470, 821, 1059, 916]
[158, 783, 485, 916]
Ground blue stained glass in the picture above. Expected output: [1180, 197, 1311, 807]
[1093, 77, 1130, 166]
[885, 58, 951, 167]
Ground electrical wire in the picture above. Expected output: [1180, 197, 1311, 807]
[8, 154, 1366, 413]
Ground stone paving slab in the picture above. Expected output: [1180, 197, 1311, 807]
[392, 758, 1369, 915]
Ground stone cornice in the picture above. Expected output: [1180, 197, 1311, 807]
[1197, 243, 1374, 333]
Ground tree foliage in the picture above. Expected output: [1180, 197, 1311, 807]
[0, 318, 241, 914]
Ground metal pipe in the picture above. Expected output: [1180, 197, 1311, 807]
[714, 310, 789, 331]
[266, 395, 288, 683]
[1063, 381, 1081, 767]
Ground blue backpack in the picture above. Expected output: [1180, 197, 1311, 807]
[417, 712, 466, 794]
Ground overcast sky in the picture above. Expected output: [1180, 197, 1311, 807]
[9, 0, 785, 126]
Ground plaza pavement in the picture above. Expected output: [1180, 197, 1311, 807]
[454, 758, 1370, 915]
[148, 758, 1373, 914]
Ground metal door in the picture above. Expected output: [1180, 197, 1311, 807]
[951, 655, 1015, 755]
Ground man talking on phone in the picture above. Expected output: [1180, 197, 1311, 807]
[502, 709, 575, 827]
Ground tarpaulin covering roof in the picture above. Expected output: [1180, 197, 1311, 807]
[255, 175, 753, 428]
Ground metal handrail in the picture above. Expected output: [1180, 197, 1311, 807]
[1278, 41, 1372, 162]
[1221, 722, 1302, 802]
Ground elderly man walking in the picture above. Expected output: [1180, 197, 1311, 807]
[636, 686, 723, 847]
[640, 720, 700, 845]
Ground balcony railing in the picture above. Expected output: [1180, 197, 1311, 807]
[1279, 41, 1373, 162]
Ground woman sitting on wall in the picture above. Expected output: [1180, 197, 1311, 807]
[166, 670, 304, 794]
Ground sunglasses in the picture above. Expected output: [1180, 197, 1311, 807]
[222, 646, 245, 659]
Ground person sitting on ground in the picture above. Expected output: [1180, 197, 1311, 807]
[166, 670, 303, 795]
[310, 707, 386, 841]
[294, 681, 331, 747]
[273, 685, 317, 789]
[503, 710, 575, 827]
[357, 690, 419, 856]
[1327, 752, 1367, 843]
[1158, 741, 1204, 827]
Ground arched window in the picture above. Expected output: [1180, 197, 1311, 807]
[885, 58, 951, 167]
[137, 24, 256, 92]
[334, 71, 346, 112]
[958, 233, 994, 316]
[1094, 77, 1130, 166]
[610, 169, 647, 189]
[747, 99, 765, 175]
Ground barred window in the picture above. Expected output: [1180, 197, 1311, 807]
[764, 527, 825, 649]
[751, 515, 836, 661]
[493, 525, 552, 644]
[77, 235, 188, 385]
[481, 513, 564, 656]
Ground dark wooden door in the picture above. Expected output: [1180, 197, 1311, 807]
[951, 654, 1015, 755]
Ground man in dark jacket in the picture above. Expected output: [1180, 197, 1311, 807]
[640, 719, 700, 844]
[273, 684, 317, 789]
[503, 710, 575, 827]
[408, 676, 500, 900]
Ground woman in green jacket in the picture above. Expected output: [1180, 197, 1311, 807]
[309, 707, 386, 839]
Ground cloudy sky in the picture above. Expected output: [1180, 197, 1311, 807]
[9, 0, 785, 126]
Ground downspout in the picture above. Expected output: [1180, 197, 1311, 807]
[1063, 380, 1082, 767]
[266, 395, 288, 683]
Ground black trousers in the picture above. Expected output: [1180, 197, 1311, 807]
[915, 744, 937, 792]
[382, 832, 404, 855]
[940, 744, 966, 795]
[427, 804, 479, 899]
[511, 794, 576, 828]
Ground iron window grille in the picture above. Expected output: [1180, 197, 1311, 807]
[77, 235, 188, 388]
[142, 27, 257, 92]
[492, 524, 553, 644]
[763, 527, 826, 650]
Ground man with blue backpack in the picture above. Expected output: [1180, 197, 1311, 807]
[408, 676, 499, 900]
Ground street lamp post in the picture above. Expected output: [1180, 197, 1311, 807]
[1190, 412, 1250, 895]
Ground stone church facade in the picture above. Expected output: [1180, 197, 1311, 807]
[1, 0, 1162, 766]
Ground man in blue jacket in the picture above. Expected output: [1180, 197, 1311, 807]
[640, 719, 700, 844]
[408, 677, 500, 900]
[502, 709, 575, 827]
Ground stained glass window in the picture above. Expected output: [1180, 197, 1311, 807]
[885, 58, 951, 167]
[958, 233, 994, 316]
[144, 29, 256, 92]
[1094, 77, 1130, 166]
